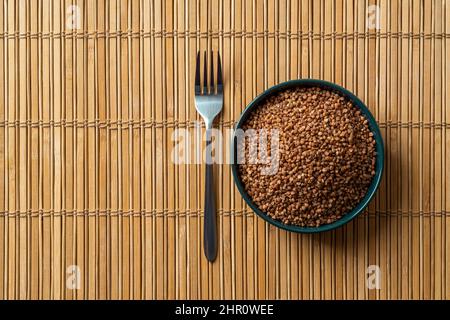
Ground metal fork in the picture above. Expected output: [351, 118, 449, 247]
[194, 51, 223, 262]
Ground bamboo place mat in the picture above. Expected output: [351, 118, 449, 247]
[0, 0, 449, 300]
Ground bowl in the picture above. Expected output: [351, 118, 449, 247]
[231, 79, 384, 233]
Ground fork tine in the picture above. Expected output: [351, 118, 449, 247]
[210, 51, 215, 94]
[195, 52, 201, 94]
[217, 52, 223, 93]
[203, 51, 208, 94]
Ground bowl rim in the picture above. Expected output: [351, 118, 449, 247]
[230, 78, 384, 233]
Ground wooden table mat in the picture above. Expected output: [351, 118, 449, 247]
[0, 0, 449, 300]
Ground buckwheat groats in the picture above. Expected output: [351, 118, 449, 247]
[238, 87, 376, 227]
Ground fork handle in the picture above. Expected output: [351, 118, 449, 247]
[204, 129, 217, 262]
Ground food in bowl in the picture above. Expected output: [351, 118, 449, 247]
[238, 86, 376, 227]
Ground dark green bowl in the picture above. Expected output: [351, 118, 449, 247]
[231, 79, 384, 233]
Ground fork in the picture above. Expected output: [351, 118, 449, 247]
[195, 51, 223, 262]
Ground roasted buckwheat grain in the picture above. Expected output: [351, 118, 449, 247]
[238, 87, 376, 227]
